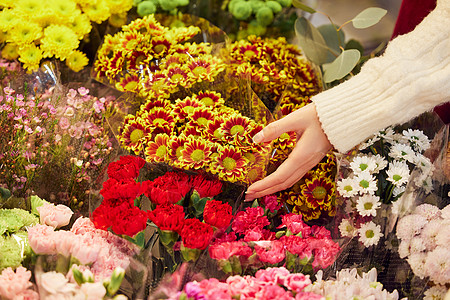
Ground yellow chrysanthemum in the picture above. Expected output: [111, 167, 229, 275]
[14, 0, 46, 17]
[68, 12, 92, 38]
[18, 44, 42, 72]
[40, 24, 79, 60]
[7, 21, 42, 46]
[0, 9, 17, 32]
[1, 43, 19, 60]
[0, 0, 15, 7]
[49, 0, 78, 23]
[0, 31, 8, 43]
[106, 0, 132, 14]
[108, 13, 127, 28]
[66, 50, 89, 72]
[81, 0, 111, 24]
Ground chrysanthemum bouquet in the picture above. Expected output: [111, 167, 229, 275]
[0, 0, 133, 72]
[336, 126, 435, 248]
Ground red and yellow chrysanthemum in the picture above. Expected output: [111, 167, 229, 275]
[181, 125, 204, 140]
[186, 55, 225, 82]
[115, 72, 140, 92]
[221, 114, 252, 143]
[170, 26, 201, 44]
[167, 134, 189, 165]
[205, 117, 226, 143]
[188, 107, 214, 128]
[179, 138, 213, 170]
[172, 96, 205, 121]
[126, 50, 152, 71]
[120, 115, 151, 154]
[140, 98, 171, 112]
[164, 66, 193, 88]
[245, 164, 266, 184]
[139, 72, 172, 99]
[193, 91, 225, 108]
[122, 15, 166, 35]
[105, 50, 125, 79]
[176, 42, 210, 56]
[145, 133, 170, 163]
[142, 108, 175, 130]
[210, 145, 247, 183]
[151, 37, 173, 58]
[300, 176, 335, 210]
[274, 131, 297, 151]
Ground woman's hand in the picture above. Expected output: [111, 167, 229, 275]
[245, 103, 333, 201]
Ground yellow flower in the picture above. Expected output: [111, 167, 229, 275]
[14, 0, 46, 17]
[1, 43, 19, 60]
[18, 44, 42, 72]
[0, 31, 8, 43]
[106, 0, 132, 14]
[0, 9, 18, 31]
[81, 0, 111, 24]
[66, 50, 89, 72]
[68, 12, 92, 38]
[108, 13, 127, 28]
[40, 25, 79, 60]
[7, 22, 42, 46]
[49, 0, 78, 23]
[0, 0, 15, 6]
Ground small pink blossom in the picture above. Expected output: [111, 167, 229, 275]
[64, 106, 75, 117]
[53, 230, 78, 257]
[93, 100, 104, 113]
[59, 117, 70, 130]
[0, 267, 33, 299]
[28, 224, 57, 255]
[78, 87, 89, 96]
[37, 203, 73, 229]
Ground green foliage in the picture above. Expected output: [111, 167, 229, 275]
[294, 17, 329, 65]
[352, 7, 387, 29]
[322, 49, 361, 83]
[292, 0, 315, 13]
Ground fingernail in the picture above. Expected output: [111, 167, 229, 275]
[252, 132, 264, 144]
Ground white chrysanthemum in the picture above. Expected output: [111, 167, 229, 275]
[398, 240, 410, 258]
[441, 204, 450, 219]
[376, 127, 397, 144]
[422, 219, 440, 250]
[396, 214, 428, 240]
[356, 194, 381, 217]
[423, 285, 448, 300]
[408, 252, 428, 279]
[414, 203, 441, 221]
[389, 142, 416, 163]
[393, 185, 406, 197]
[355, 172, 378, 195]
[358, 221, 383, 247]
[410, 236, 426, 254]
[402, 128, 430, 152]
[337, 177, 359, 198]
[350, 155, 378, 174]
[386, 160, 410, 186]
[372, 154, 388, 173]
[358, 135, 380, 150]
[435, 222, 450, 247]
[339, 219, 357, 238]
[424, 246, 450, 285]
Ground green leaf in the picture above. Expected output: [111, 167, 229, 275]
[318, 24, 345, 63]
[323, 49, 361, 83]
[292, 0, 316, 13]
[345, 39, 364, 56]
[295, 17, 329, 65]
[352, 7, 387, 29]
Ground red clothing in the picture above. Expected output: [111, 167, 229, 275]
[391, 0, 449, 123]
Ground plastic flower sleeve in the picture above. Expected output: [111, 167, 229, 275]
[329, 111, 448, 299]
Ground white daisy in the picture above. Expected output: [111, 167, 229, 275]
[339, 219, 357, 238]
[423, 285, 447, 300]
[336, 177, 358, 198]
[389, 142, 416, 163]
[356, 194, 381, 217]
[375, 127, 397, 144]
[386, 160, 410, 186]
[354, 172, 378, 195]
[350, 155, 378, 174]
[402, 128, 430, 152]
[358, 221, 383, 247]
[358, 135, 380, 150]
[372, 154, 388, 173]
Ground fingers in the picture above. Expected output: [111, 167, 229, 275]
[252, 104, 313, 144]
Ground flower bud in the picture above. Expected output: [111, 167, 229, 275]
[276, 0, 292, 7]
[249, 0, 265, 13]
[266, 1, 282, 13]
[231, 1, 252, 20]
[137, 1, 156, 16]
[256, 6, 274, 27]
[107, 267, 126, 295]
[158, 0, 178, 11]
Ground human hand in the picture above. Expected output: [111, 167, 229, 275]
[245, 103, 332, 201]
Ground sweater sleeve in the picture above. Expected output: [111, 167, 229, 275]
[312, 0, 450, 153]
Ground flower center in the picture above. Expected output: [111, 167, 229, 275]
[364, 202, 373, 210]
[154, 44, 166, 54]
[214, 128, 223, 139]
[244, 50, 256, 58]
[193, 66, 206, 76]
[359, 163, 368, 171]
[156, 145, 167, 158]
[135, 55, 146, 65]
[124, 80, 138, 91]
[243, 152, 256, 163]
[230, 125, 245, 135]
[392, 174, 402, 182]
[191, 149, 205, 162]
[130, 129, 144, 143]
[344, 185, 353, 192]
[359, 180, 369, 189]
[365, 230, 374, 239]
[171, 73, 184, 83]
[153, 118, 166, 126]
[183, 106, 195, 114]
[196, 117, 208, 126]
[312, 186, 327, 200]
[176, 146, 184, 158]
[223, 157, 236, 170]
[279, 132, 290, 140]
[201, 97, 214, 106]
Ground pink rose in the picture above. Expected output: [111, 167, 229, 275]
[255, 267, 290, 286]
[28, 224, 57, 255]
[37, 203, 73, 229]
[254, 241, 286, 265]
[80, 282, 107, 299]
[0, 267, 33, 299]
[284, 273, 311, 293]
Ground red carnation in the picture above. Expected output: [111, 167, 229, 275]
[107, 155, 145, 180]
[231, 207, 270, 236]
[208, 241, 253, 260]
[112, 206, 148, 237]
[142, 172, 192, 205]
[254, 240, 286, 265]
[92, 201, 131, 231]
[147, 204, 185, 234]
[190, 174, 223, 198]
[180, 218, 213, 250]
[100, 178, 142, 207]
[307, 237, 341, 270]
[280, 235, 312, 259]
[203, 200, 232, 230]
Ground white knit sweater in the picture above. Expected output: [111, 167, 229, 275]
[313, 0, 450, 153]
